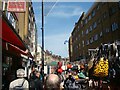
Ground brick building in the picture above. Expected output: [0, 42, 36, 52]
[69, 2, 120, 62]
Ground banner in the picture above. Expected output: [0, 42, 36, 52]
[7, 1, 26, 12]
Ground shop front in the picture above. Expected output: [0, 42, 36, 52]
[1, 16, 33, 89]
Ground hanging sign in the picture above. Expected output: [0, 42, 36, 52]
[7, 1, 26, 12]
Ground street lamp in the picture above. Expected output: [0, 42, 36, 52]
[64, 40, 68, 65]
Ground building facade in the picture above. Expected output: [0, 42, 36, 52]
[69, 2, 120, 62]
[1, 1, 37, 89]
[18, 2, 37, 61]
[69, 36, 73, 62]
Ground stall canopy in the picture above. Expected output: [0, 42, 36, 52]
[1, 17, 33, 58]
[48, 61, 57, 66]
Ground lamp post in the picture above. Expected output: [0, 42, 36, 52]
[64, 40, 68, 65]
[41, 0, 44, 83]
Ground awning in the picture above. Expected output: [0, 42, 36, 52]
[48, 61, 57, 66]
[0, 16, 26, 51]
[8, 43, 28, 56]
[2, 40, 33, 58]
[1, 16, 33, 58]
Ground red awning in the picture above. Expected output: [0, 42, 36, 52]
[0, 17, 26, 51]
[2, 41, 33, 58]
[8, 43, 28, 56]
[1, 16, 33, 58]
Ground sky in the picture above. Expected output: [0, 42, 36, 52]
[32, 1, 94, 58]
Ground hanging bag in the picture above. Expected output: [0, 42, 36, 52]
[93, 57, 109, 77]
[93, 44, 109, 77]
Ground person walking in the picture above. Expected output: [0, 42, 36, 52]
[29, 65, 36, 80]
[34, 71, 43, 90]
[9, 68, 29, 90]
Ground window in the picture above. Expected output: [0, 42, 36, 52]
[92, 10, 95, 17]
[77, 29, 79, 32]
[96, 4, 100, 10]
[6, 12, 9, 18]
[76, 37, 78, 41]
[82, 31, 84, 36]
[103, 12, 107, 19]
[90, 37, 93, 43]
[89, 26, 92, 32]
[97, 18, 101, 24]
[93, 22, 97, 29]
[94, 34, 98, 41]
[77, 45, 78, 49]
[81, 21, 84, 27]
[88, 15, 91, 20]
[86, 29, 89, 34]
[106, 28, 110, 33]
[9, 14, 14, 24]
[86, 40, 89, 45]
[85, 18, 88, 24]
[6, 12, 16, 29]
[119, 1, 120, 8]
[100, 32, 103, 37]
[82, 40, 84, 47]
[112, 22, 118, 31]
[110, 7, 117, 15]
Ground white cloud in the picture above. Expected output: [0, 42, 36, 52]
[40, 33, 70, 57]
[47, 6, 83, 18]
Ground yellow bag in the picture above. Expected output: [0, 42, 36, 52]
[73, 75, 79, 80]
[93, 57, 109, 77]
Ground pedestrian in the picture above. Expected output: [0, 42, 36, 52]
[29, 65, 36, 80]
[44, 74, 61, 90]
[33, 71, 43, 90]
[29, 69, 37, 90]
[64, 73, 75, 89]
[9, 68, 29, 90]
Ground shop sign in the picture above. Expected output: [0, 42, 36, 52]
[7, 1, 26, 12]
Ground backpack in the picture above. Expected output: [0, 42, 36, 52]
[13, 79, 25, 90]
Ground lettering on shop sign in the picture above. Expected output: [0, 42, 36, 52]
[7, 1, 26, 12]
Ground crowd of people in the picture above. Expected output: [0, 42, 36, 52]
[8, 62, 109, 90]
[7, 42, 120, 90]
[8, 65, 63, 90]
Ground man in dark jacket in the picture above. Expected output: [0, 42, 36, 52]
[29, 70, 43, 90]
[34, 71, 43, 90]
[29, 66, 36, 80]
